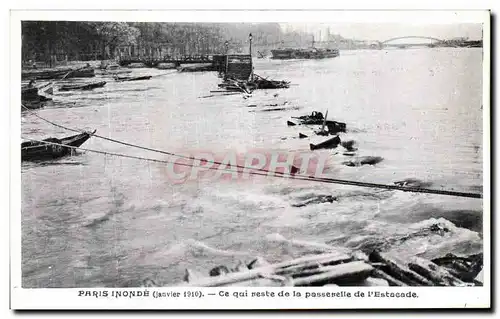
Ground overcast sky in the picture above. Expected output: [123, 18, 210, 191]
[280, 23, 483, 41]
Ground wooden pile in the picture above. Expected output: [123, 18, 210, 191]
[178, 250, 483, 287]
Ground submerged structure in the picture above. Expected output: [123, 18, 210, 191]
[271, 47, 340, 60]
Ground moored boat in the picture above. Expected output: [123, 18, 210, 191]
[22, 82, 52, 105]
[96, 69, 132, 75]
[21, 130, 96, 161]
[271, 47, 339, 60]
[114, 75, 152, 82]
[21, 86, 39, 100]
[22, 67, 95, 81]
[59, 81, 107, 91]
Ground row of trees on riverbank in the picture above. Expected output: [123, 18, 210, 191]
[22, 21, 314, 64]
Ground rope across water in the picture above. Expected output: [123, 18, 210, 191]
[20, 105, 483, 199]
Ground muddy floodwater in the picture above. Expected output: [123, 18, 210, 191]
[21, 48, 484, 287]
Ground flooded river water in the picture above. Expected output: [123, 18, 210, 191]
[21, 48, 484, 287]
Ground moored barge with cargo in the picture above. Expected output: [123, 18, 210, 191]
[271, 47, 340, 60]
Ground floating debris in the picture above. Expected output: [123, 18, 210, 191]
[431, 253, 483, 283]
[342, 156, 384, 167]
[252, 74, 290, 89]
[290, 111, 347, 134]
[177, 249, 482, 287]
[257, 106, 300, 113]
[217, 73, 290, 95]
[394, 178, 433, 188]
[310, 135, 341, 151]
[292, 195, 338, 207]
[341, 140, 358, 151]
[292, 111, 325, 125]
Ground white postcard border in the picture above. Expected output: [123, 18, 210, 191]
[9, 8, 491, 310]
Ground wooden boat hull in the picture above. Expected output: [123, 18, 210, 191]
[21, 130, 96, 161]
[59, 81, 107, 91]
[310, 135, 341, 151]
[22, 68, 95, 81]
[22, 86, 52, 105]
[21, 87, 39, 101]
[97, 69, 132, 75]
[114, 75, 152, 82]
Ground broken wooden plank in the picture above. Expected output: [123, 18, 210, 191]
[277, 256, 354, 277]
[408, 257, 467, 286]
[293, 261, 373, 286]
[358, 277, 389, 287]
[408, 263, 449, 286]
[278, 253, 352, 270]
[282, 260, 355, 278]
[178, 252, 351, 287]
[184, 269, 206, 283]
[225, 278, 288, 287]
[371, 269, 408, 287]
[247, 257, 270, 269]
[369, 250, 434, 286]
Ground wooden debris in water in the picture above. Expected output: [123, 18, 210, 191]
[209, 265, 231, 277]
[184, 269, 205, 283]
[293, 261, 373, 286]
[358, 277, 389, 287]
[369, 250, 434, 286]
[408, 257, 467, 286]
[371, 269, 408, 286]
[247, 257, 270, 269]
[431, 253, 483, 283]
[176, 248, 482, 287]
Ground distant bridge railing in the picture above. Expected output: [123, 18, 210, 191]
[371, 37, 482, 49]
[117, 54, 253, 80]
[118, 55, 214, 67]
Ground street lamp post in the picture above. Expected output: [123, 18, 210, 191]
[249, 33, 253, 80]
[224, 41, 229, 80]
[249, 33, 253, 56]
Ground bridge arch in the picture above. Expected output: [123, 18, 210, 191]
[380, 36, 445, 45]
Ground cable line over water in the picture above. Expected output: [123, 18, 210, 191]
[21, 132, 483, 199]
